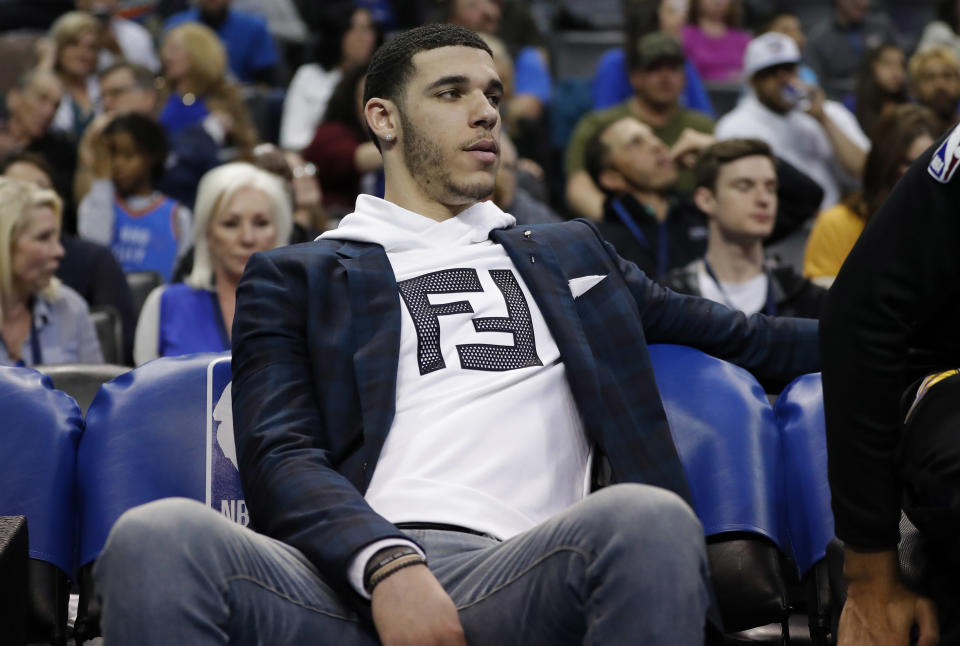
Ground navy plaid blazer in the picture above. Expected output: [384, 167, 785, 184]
[231, 218, 819, 608]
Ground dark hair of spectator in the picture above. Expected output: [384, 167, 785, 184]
[854, 43, 909, 135]
[99, 61, 157, 90]
[442, 0, 459, 21]
[0, 151, 56, 183]
[363, 23, 492, 149]
[251, 143, 294, 182]
[584, 118, 622, 190]
[758, 8, 796, 33]
[688, 0, 742, 28]
[694, 138, 774, 191]
[625, 0, 660, 33]
[623, 0, 665, 69]
[103, 114, 169, 184]
[314, 4, 383, 71]
[846, 104, 940, 222]
[323, 64, 369, 139]
[936, 0, 960, 31]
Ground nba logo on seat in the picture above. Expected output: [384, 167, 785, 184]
[929, 125, 960, 183]
[205, 356, 248, 525]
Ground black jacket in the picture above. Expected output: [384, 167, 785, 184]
[821, 127, 960, 550]
[596, 193, 708, 280]
[661, 259, 828, 320]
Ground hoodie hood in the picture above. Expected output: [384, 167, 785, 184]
[320, 195, 516, 253]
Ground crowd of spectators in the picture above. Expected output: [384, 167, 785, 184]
[0, 0, 957, 369]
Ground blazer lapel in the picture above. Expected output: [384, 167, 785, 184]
[491, 228, 607, 444]
[337, 242, 401, 487]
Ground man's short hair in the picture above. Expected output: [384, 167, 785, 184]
[909, 45, 960, 83]
[362, 23, 492, 147]
[0, 151, 55, 181]
[99, 61, 157, 91]
[583, 117, 628, 191]
[694, 138, 774, 191]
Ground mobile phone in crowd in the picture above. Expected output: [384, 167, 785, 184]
[782, 84, 811, 112]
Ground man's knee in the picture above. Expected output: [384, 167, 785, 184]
[586, 484, 704, 552]
[95, 497, 224, 585]
[591, 483, 701, 530]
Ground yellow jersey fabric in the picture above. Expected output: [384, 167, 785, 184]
[803, 203, 866, 279]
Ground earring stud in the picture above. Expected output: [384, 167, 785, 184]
[384, 133, 395, 142]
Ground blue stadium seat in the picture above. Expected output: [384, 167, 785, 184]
[648, 344, 790, 636]
[773, 372, 835, 645]
[774, 373, 834, 578]
[0, 366, 83, 645]
[74, 353, 240, 641]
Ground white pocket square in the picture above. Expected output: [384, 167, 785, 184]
[568, 274, 607, 299]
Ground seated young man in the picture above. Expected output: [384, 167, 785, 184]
[583, 115, 712, 280]
[662, 138, 827, 319]
[93, 24, 820, 645]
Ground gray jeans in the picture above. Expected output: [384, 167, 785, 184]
[94, 484, 710, 645]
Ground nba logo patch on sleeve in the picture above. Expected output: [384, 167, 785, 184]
[205, 356, 248, 526]
[928, 125, 960, 183]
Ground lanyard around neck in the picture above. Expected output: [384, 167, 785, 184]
[702, 259, 777, 317]
[611, 198, 670, 277]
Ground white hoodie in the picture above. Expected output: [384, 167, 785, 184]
[323, 195, 591, 544]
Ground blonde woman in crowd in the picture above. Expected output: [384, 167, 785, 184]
[0, 178, 102, 366]
[158, 22, 258, 159]
[133, 162, 291, 365]
[44, 11, 103, 141]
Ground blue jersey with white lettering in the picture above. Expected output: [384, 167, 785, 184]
[110, 195, 180, 281]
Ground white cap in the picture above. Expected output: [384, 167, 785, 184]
[742, 32, 801, 80]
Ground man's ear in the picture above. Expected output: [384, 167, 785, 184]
[364, 97, 398, 146]
[597, 167, 626, 193]
[693, 186, 716, 216]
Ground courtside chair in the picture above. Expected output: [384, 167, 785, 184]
[0, 515, 29, 645]
[648, 344, 792, 642]
[0, 366, 84, 645]
[124, 271, 163, 323]
[74, 352, 239, 643]
[773, 374, 835, 646]
[88, 306, 124, 366]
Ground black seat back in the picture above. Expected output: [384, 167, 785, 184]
[124, 271, 163, 323]
[88, 307, 124, 366]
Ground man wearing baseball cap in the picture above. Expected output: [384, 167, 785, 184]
[565, 31, 714, 220]
[715, 32, 868, 212]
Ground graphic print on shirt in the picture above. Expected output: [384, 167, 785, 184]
[397, 268, 543, 375]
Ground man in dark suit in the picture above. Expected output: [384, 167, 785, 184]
[94, 24, 820, 645]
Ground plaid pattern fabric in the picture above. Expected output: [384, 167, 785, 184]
[231, 218, 819, 609]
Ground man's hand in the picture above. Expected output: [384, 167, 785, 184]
[79, 114, 114, 168]
[802, 83, 827, 123]
[371, 564, 468, 646]
[839, 549, 939, 646]
[669, 128, 715, 169]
